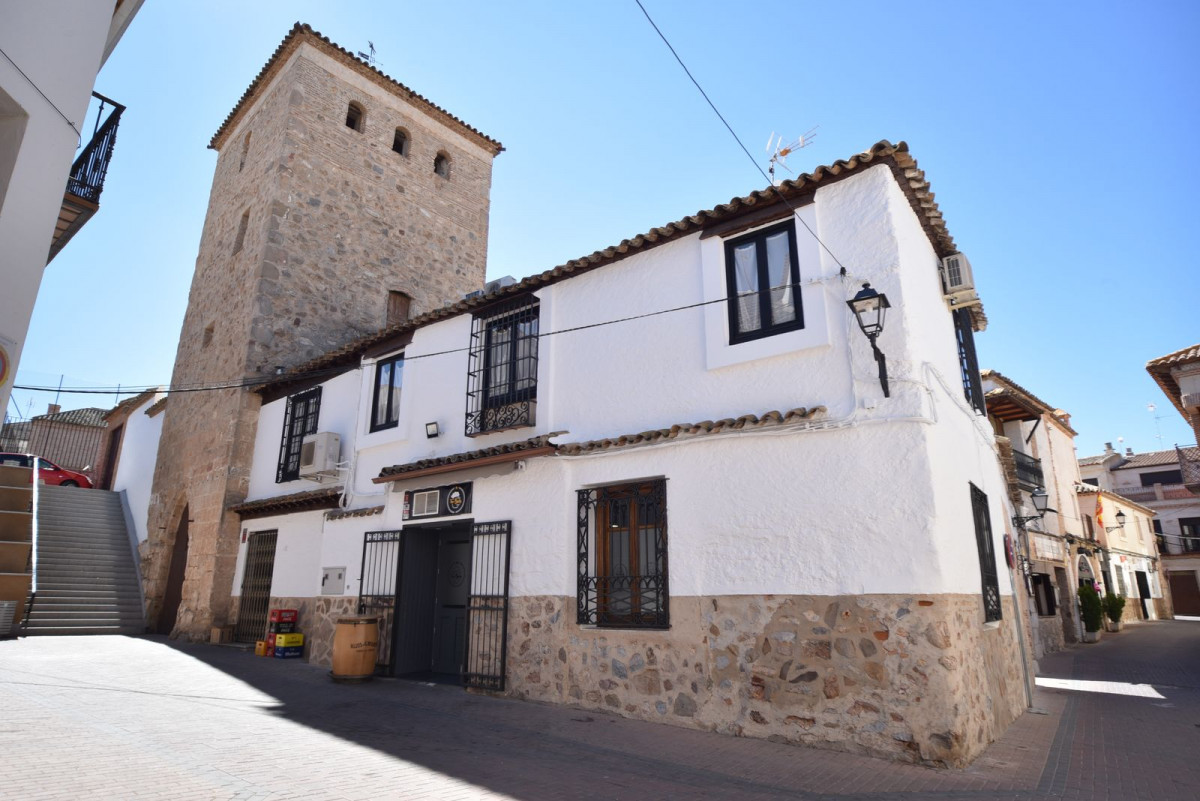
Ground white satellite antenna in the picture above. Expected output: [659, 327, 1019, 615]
[766, 126, 819, 183]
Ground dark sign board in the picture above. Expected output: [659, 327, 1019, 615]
[403, 481, 473, 520]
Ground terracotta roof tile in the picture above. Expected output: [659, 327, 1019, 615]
[325, 505, 383, 521]
[1112, 446, 1199, 471]
[104, 389, 160, 422]
[32, 407, 108, 427]
[377, 433, 562, 480]
[210, 23, 502, 154]
[1146, 343, 1200, 420]
[145, 397, 168, 417]
[557, 407, 826, 455]
[229, 486, 343, 518]
[1078, 454, 1109, 467]
[258, 140, 963, 394]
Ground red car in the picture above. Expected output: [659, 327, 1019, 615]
[0, 453, 93, 488]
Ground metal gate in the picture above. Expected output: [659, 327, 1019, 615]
[234, 530, 277, 643]
[358, 530, 402, 672]
[465, 521, 512, 691]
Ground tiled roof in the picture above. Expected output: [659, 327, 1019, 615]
[258, 140, 965, 395]
[145, 397, 168, 417]
[229, 486, 343, 518]
[1078, 454, 1109, 467]
[557, 408, 826, 455]
[32, 407, 108, 428]
[1112, 446, 1200, 471]
[325, 505, 383, 521]
[210, 23, 502, 154]
[104, 389, 160, 422]
[376, 434, 562, 481]
[1074, 483, 1156, 515]
[980, 370, 1079, 433]
[1146, 344, 1200, 420]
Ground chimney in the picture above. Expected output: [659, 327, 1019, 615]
[1104, 442, 1114, 454]
[1125, 447, 1134, 457]
[47, 403, 61, 416]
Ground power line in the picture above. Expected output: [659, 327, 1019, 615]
[0, 45, 82, 141]
[11, 279, 824, 397]
[632, 0, 849, 275]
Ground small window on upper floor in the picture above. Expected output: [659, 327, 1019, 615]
[724, 220, 803, 344]
[346, 102, 365, 132]
[392, 128, 410, 157]
[233, 209, 250, 254]
[433, 152, 451, 179]
[387, 290, 412, 326]
[202, 324, 214, 349]
[239, 131, 251, 172]
[370, 353, 403, 433]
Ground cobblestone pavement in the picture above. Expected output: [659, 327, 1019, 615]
[0, 620, 1196, 800]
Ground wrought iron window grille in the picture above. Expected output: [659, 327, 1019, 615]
[465, 298, 539, 436]
[276, 387, 321, 482]
[954, 308, 986, 415]
[577, 481, 669, 629]
[970, 483, 1002, 623]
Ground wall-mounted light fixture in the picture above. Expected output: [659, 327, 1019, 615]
[846, 282, 891, 398]
[1012, 486, 1054, 528]
[425, 422, 440, 439]
[1105, 509, 1127, 533]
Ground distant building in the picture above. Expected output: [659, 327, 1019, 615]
[28, 405, 107, 481]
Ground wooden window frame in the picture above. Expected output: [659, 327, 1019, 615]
[370, 353, 404, 433]
[723, 219, 804, 344]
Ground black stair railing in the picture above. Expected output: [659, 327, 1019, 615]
[65, 92, 125, 204]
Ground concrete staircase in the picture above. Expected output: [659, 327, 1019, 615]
[26, 485, 145, 635]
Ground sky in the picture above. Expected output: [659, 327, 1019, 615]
[11, 0, 1200, 457]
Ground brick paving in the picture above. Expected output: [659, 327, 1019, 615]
[0, 620, 1196, 800]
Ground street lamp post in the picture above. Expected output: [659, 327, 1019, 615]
[846, 283, 892, 398]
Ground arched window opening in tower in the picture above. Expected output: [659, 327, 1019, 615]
[434, 152, 451, 178]
[346, 102, 365, 132]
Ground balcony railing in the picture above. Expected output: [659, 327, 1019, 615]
[66, 92, 125, 204]
[1013, 449, 1044, 490]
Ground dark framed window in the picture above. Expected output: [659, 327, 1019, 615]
[954, 308, 985, 415]
[970, 483, 1002, 623]
[392, 128, 410, 156]
[724, 220, 803, 343]
[1182, 518, 1200, 553]
[577, 480, 668, 629]
[1081, 477, 1099, 487]
[1139, 469, 1183, 487]
[276, 387, 321, 482]
[1031, 573, 1057, 617]
[370, 354, 403, 432]
[346, 102, 364, 132]
[465, 297, 538, 436]
[1083, 513, 1095, 540]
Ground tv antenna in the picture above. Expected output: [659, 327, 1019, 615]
[766, 126, 818, 183]
[1147, 402, 1167, 445]
[357, 41, 380, 68]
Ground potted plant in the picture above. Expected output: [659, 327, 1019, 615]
[1079, 585, 1103, 643]
[1103, 592, 1126, 632]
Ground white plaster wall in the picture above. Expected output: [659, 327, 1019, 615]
[231, 510, 325, 598]
[0, 1, 121, 413]
[110, 394, 165, 543]
[245, 369, 362, 501]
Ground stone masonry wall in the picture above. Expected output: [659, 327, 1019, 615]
[504, 593, 1025, 768]
[145, 42, 496, 640]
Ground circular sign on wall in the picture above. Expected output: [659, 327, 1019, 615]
[446, 485, 467, 515]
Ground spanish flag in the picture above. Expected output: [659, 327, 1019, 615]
[1095, 495, 1104, 533]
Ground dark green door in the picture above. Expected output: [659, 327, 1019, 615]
[431, 533, 471, 675]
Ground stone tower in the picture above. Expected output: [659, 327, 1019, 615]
[143, 24, 501, 638]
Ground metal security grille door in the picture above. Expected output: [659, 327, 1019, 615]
[235, 531, 277, 643]
[359, 531, 402, 672]
[465, 521, 512, 691]
[969, 485, 1002, 623]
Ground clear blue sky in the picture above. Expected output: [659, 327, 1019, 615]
[13, 0, 1200, 456]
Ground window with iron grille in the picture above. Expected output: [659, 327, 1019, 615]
[970, 483, 1002, 623]
[724, 220, 803, 344]
[465, 297, 538, 436]
[954, 308, 985, 415]
[577, 480, 668, 629]
[370, 353, 403, 432]
[276, 387, 321, 482]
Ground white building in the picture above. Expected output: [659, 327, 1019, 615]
[218, 141, 1028, 767]
[0, 0, 142, 415]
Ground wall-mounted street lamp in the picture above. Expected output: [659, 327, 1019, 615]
[1105, 509, 1127, 533]
[846, 282, 891, 398]
[425, 421, 440, 439]
[1013, 486, 1054, 528]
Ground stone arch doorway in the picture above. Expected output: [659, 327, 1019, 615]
[156, 505, 190, 635]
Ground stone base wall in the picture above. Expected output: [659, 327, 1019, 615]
[1035, 613, 1067, 656]
[505, 593, 1024, 768]
[251, 595, 358, 666]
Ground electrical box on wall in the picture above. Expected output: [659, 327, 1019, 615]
[321, 567, 345, 595]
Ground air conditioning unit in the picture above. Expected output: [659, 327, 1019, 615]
[938, 253, 978, 305]
[299, 432, 341, 480]
[463, 275, 517, 300]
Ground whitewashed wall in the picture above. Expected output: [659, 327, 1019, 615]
[111, 393, 165, 543]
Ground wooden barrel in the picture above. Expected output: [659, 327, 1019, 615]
[331, 616, 379, 682]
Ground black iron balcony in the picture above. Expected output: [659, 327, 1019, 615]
[1013, 449, 1044, 490]
[48, 92, 125, 263]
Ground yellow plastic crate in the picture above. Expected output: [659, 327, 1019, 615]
[273, 633, 304, 648]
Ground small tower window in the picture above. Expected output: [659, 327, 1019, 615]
[387, 290, 412, 325]
[346, 102, 365, 132]
[392, 128, 410, 157]
[239, 131, 251, 172]
[434, 152, 450, 179]
[202, 324, 215, 348]
[233, 209, 250, 254]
